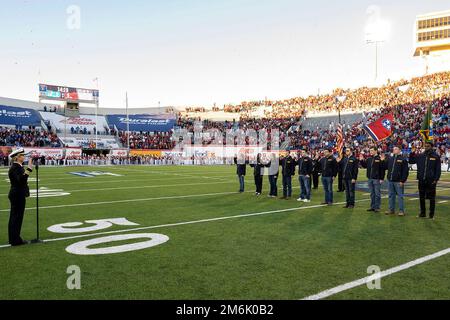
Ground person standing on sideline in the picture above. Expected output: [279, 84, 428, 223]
[234, 153, 247, 193]
[338, 147, 359, 208]
[250, 153, 265, 196]
[266, 153, 279, 198]
[409, 142, 441, 220]
[320, 149, 338, 205]
[297, 149, 313, 203]
[359, 147, 385, 213]
[384, 146, 409, 216]
[8, 148, 33, 246]
[280, 152, 296, 200]
[311, 153, 321, 189]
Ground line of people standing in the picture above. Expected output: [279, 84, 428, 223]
[234, 142, 442, 219]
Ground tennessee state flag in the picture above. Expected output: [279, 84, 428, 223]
[363, 114, 394, 141]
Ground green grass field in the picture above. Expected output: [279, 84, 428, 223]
[0, 165, 449, 300]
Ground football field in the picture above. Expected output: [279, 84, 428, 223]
[0, 165, 449, 300]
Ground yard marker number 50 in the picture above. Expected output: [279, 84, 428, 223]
[47, 218, 169, 255]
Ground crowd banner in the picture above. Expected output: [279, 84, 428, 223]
[0, 105, 43, 127]
[106, 114, 176, 132]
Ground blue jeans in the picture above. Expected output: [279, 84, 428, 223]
[238, 175, 245, 192]
[388, 181, 405, 212]
[322, 176, 333, 203]
[299, 175, 311, 200]
[368, 179, 381, 210]
[282, 176, 292, 197]
[269, 175, 278, 196]
[344, 179, 356, 206]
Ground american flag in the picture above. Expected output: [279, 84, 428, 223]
[336, 123, 344, 157]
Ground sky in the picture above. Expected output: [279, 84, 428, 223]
[0, 0, 448, 109]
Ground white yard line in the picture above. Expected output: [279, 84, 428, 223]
[0, 180, 236, 196]
[301, 247, 450, 300]
[0, 198, 375, 248]
[0, 190, 244, 213]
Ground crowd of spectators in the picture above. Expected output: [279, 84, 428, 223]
[217, 71, 450, 118]
[0, 127, 61, 148]
[118, 131, 175, 150]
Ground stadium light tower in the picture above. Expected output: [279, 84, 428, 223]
[365, 16, 391, 82]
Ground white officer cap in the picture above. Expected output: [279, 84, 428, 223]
[9, 148, 28, 159]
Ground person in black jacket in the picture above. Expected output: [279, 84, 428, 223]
[250, 153, 265, 196]
[409, 142, 442, 219]
[280, 152, 296, 199]
[234, 153, 247, 193]
[311, 153, 321, 189]
[296, 149, 313, 203]
[338, 147, 359, 208]
[359, 147, 386, 213]
[266, 153, 279, 198]
[320, 149, 338, 205]
[8, 148, 33, 246]
[383, 146, 409, 216]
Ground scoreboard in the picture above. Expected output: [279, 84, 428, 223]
[39, 84, 99, 103]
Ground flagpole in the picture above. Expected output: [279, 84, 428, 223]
[126, 92, 130, 156]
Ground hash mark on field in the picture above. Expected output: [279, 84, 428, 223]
[409, 198, 419, 201]
[438, 200, 448, 204]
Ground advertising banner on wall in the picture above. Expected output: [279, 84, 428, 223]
[110, 149, 129, 157]
[0, 105, 43, 127]
[65, 148, 83, 158]
[40, 112, 109, 133]
[106, 114, 176, 132]
[23, 148, 64, 158]
[129, 150, 162, 157]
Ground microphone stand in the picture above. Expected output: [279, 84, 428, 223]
[30, 159, 43, 244]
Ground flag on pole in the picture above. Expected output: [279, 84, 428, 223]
[336, 123, 344, 156]
[363, 113, 394, 141]
[419, 104, 433, 142]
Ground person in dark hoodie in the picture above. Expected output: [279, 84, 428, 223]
[383, 146, 409, 216]
[409, 142, 441, 220]
[311, 153, 321, 189]
[320, 148, 338, 205]
[280, 152, 296, 200]
[338, 147, 359, 208]
[234, 153, 248, 193]
[250, 153, 265, 196]
[359, 147, 386, 213]
[296, 149, 313, 203]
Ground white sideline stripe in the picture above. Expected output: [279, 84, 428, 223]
[0, 198, 375, 248]
[409, 198, 420, 201]
[301, 247, 450, 300]
[438, 200, 448, 204]
[0, 180, 236, 196]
